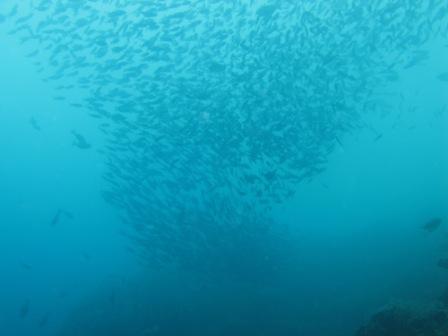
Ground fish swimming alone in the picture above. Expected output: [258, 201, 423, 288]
[437, 72, 448, 82]
[423, 217, 443, 233]
[19, 261, 32, 270]
[50, 209, 74, 227]
[438, 258, 448, 269]
[50, 209, 62, 227]
[19, 300, 29, 319]
[29, 117, 41, 131]
[38, 312, 50, 328]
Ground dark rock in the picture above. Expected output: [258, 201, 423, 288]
[356, 304, 448, 336]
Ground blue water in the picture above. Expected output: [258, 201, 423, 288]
[0, 1, 447, 335]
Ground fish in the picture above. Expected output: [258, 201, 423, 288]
[19, 262, 32, 270]
[423, 217, 443, 233]
[8, 5, 18, 18]
[438, 258, 448, 269]
[57, 290, 69, 299]
[62, 209, 74, 219]
[71, 130, 92, 149]
[38, 312, 50, 328]
[50, 209, 62, 226]
[403, 50, 429, 69]
[373, 133, 383, 142]
[29, 117, 41, 131]
[82, 252, 92, 261]
[19, 300, 30, 319]
[51, 209, 74, 226]
[109, 290, 116, 305]
[335, 136, 344, 148]
[5, 0, 447, 274]
[437, 72, 448, 82]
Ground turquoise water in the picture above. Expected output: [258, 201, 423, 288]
[0, 1, 447, 335]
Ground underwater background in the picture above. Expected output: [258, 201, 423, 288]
[0, 1, 447, 335]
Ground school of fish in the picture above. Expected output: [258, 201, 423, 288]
[2, 0, 448, 277]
